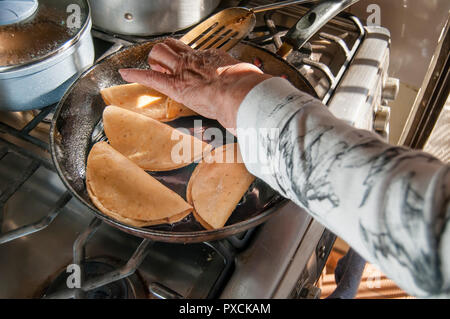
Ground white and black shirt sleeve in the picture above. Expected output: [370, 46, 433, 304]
[236, 77, 450, 298]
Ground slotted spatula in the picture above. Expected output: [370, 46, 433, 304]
[180, 0, 316, 52]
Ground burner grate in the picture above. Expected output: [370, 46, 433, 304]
[43, 217, 153, 299]
[0, 103, 70, 244]
[44, 259, 146, 299]
[0, 104, 55, 152]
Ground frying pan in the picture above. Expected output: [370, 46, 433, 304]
[50, 39, 314, 244]
[50, 0, 358, 244]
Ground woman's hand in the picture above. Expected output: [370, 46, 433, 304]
[119, 38, 272, 132]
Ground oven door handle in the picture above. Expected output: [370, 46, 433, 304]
[276, 0, 360, 58]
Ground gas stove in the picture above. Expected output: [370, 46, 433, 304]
[0, 0, 397, 299]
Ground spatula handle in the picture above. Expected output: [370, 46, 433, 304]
[251, 0, 316, 13]
[281, 0, 360, 50]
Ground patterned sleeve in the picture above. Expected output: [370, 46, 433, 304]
[236, 77, 450, 298]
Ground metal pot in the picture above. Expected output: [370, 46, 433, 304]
[88, 0, 221, 36]
[0, 0, 95, 111]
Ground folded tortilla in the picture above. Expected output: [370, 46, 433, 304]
[187, 143, 255, 230]
[100, 83, 196, 121]
[167, 98, 198, 119]
[103, 105, 212, 171]
[86, 141, 192, 227]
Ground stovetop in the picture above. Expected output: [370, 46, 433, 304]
[0, 0, 393, 299]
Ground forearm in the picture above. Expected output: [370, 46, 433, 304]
[236, 77, 450, 298]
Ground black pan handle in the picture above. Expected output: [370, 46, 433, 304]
[276, 0, 360, 57]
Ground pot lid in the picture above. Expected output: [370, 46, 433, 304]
[0, 0, 90, 71]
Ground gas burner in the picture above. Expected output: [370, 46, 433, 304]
[42, 258, 148, 299]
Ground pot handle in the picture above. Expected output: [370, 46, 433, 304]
[276, 0, 360, 58]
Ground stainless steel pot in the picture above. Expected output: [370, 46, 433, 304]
[88, 0, 221, 36]
[0, 0, 95, 111]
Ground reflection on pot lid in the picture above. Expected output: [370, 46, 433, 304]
[0, 0, 90, 71]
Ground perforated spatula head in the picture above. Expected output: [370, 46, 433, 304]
[180, 7, 256, 52]
[179, 1, 316, 52]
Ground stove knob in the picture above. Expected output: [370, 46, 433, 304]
[382, 77, 400, 101]
[374, 106, 391, 139]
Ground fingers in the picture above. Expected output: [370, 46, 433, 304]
[148, 59, 171, 74]
[163, 38, 193, 54]
[147, 38, 193, 74]
[119, 38, 192, 97]
[119, 68, 176, 98]
[148, 43, 180, 74]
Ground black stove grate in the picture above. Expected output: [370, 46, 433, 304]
[0, 103, 71, 245]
